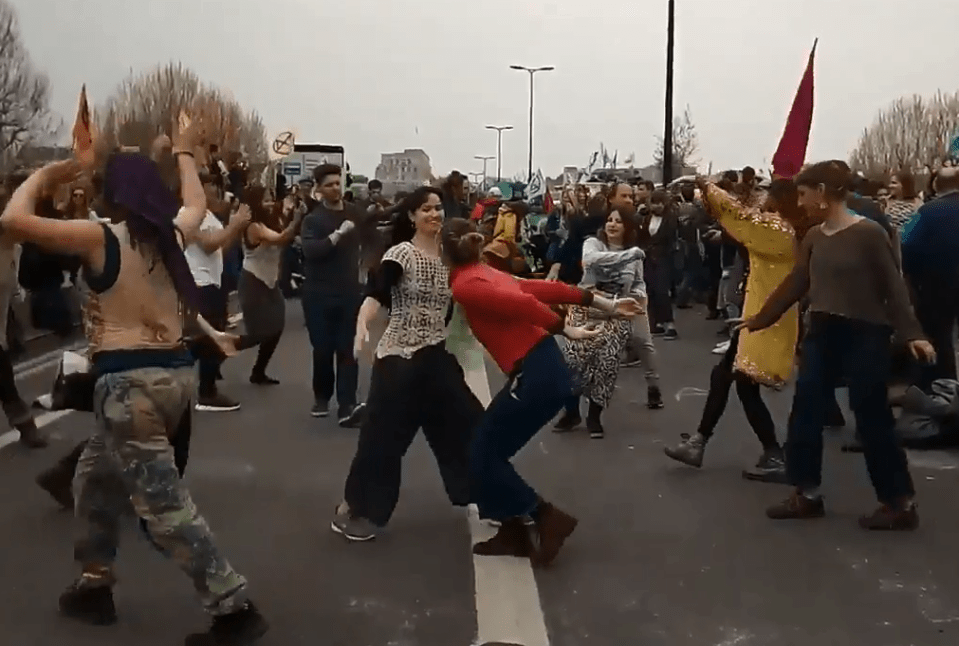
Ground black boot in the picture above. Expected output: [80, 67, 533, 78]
[184, 601, 269, 646]
[58, 581, 118, 626]
[647, 385, 664, 410]
[586, 401, 604, 439]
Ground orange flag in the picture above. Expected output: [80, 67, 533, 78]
[771, 40, 817, 180]
[72, 85, 94, 165]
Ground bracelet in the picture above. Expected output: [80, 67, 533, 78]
[173, 150, 194, 158]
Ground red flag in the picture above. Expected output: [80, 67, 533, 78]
[72, 85, 94, 165]
[543, 190, 555, 214]
[771, 40, 816, 180]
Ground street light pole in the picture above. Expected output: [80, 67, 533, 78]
[663, 0, 676, 185]
[510, 65, 554, 184]
[485, 125, 513, 182]
[474, 155, 494, 190]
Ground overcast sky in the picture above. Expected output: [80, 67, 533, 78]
[12, 0, 959, 179]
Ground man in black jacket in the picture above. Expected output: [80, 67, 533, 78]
[300, 164, 376, 425]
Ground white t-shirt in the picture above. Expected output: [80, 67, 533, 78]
[184, 211, 224, 287]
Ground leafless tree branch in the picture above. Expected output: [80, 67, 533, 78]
[0, 0, 58, 169]
[850, 91, 959, 177]
[653, 105, 700, 177]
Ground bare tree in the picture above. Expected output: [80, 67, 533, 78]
[96, 62, 268, 167]
[849, 91, 959, 178]
[653, 105, 700, 177]
[0, 0, 58, 166]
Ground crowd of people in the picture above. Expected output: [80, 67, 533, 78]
[1, 111, 957, 644]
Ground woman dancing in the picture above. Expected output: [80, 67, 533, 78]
[740, 161, 934, 530]
[442, 218, 642, 565]
[238, 186, 303, 385]
[331, 186, 485, 542]
[555, 204, 660, 439]
[664, 178, 801, 480]
[1, 123, 267, 642]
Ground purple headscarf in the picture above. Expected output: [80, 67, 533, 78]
[101, 153, 201, 310]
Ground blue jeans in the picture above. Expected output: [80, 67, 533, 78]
[470, 339, 574, 520]
[302, 293, 360, 407]
[786, 314, 914, 503]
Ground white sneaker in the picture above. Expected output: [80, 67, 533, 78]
[712, 340, 731, 355]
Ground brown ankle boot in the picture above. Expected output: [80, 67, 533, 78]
[472, 518, 534, 557]
[531, 502, 578, 567]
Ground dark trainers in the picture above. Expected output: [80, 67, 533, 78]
[587, 417, 604, 439]
[664, 433, 706, 468]
[330, 506, 378, 542]
[473, 518, 534, 558]
[248, 373, 279, 386]
[310, 401, 329, 418]
[662, 328, 679, 341]
[858, 503, 919, 531]
[552, 411, 582, 433]
[338, 403, 366, 428]
[195, 393, 241, 412]
[766, 492, 825, 520]
[58, 581, 118, 626]
[647, 386, 664, 410]
[742, 448, 788, 483]
[184, 601, 269, 646]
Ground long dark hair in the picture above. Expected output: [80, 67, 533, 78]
[597, 204, 638, 247]
[389, 186, 443, 247]
[795, 160, 852, 202]
[242, 185, 281, 230]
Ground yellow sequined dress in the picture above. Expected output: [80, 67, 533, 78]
[704, 184, 799, 388]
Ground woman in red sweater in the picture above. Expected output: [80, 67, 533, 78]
[442, 218, 642, 565]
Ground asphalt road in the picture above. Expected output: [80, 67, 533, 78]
[1, 304, 958, 646]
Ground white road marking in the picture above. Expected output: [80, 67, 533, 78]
[467, 504, 549, 646]
[1, 312, 247, 449]
[0, 410, 73, 449]
[674, 386, 708, 401]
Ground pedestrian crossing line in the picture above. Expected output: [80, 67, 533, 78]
[468, 504, 549, 646]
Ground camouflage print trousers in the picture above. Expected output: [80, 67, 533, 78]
[72, 366, 248, 616]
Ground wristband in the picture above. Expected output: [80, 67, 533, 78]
[173, 150, 195, 158]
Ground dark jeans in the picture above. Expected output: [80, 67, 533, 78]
[911, 271, 959, 390]
[675, 244, 708, 308]
[0, 343, 30, 426]
[471, 339, 574, 520]
[344, 344, 482, 526]
[189, 285, 228, 397]
[697, 331, 779, 450]
[645, 256, 674, 326]
[786, 314, 914, 503]
[302, 292, 360, 407]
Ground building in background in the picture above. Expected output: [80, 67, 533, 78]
[375, 148, 432, 196]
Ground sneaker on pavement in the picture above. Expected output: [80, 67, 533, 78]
[338, 403, 366, 428]
[195, 393, 241, 412]
[712, 340, 731, 355]
[858, 502, 919, 531]
[552, 411, 582, 433]
[647, 386, 664, 410]
[742, 448, 788, 483]
[311, 401, 330, 418]
[330, 507, 378, 542]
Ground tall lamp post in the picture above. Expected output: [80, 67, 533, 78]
[485, 125, 513, 182]
[662, 0, 676, 185]
[510, 65, 554, 183]
[474, 155, 494, 191]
